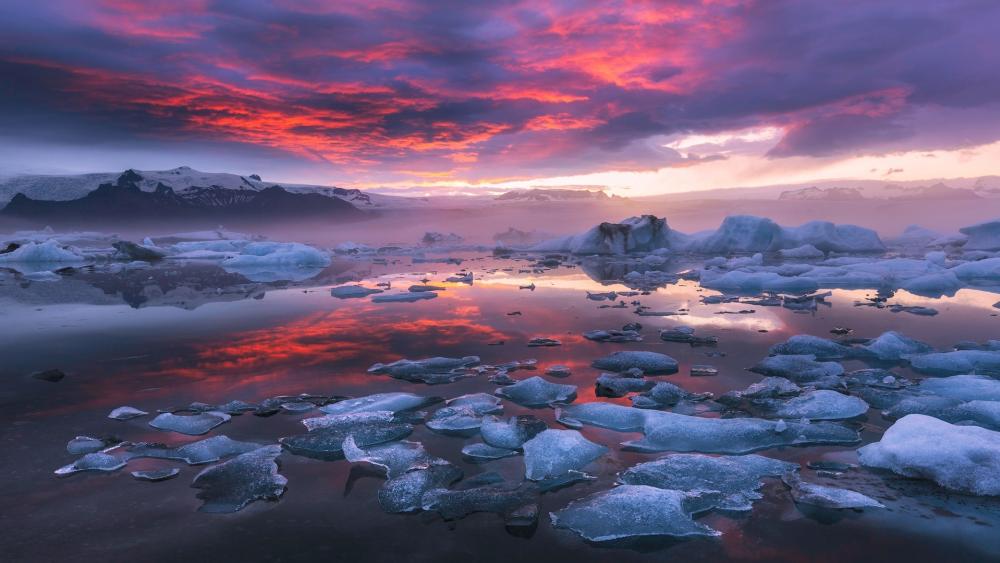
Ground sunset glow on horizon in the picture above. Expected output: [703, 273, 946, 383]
[2, 1, 998, 194]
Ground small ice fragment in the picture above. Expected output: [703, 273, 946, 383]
[31, 369, 66, 382]
[149, 412, 231, 435]
[128, 435, 262, 465]
[191, 445, 287, 513]
[768, 390, 869, 420]
[495, 376, 577, 407]
[592, 351, 678, 374]
[331, 285, 382, 299]
[108, 406, 148, 420]
[480, 415, 547, 449]
[550, 485, 720, 541]
[522, 429, 608, 480]
[67, 436, 113, 455]
[545, 364, 572, 377]
[131, 468, 180, 482]
[368, 356, 479, 384]
[595, 374, 654, 397]
[783, 473, 884, 509]
[527, 337, 561, 347]
[461, 443, 520, 462]
[690, 365, 718, 377]
[371, 292, 437, 303]
[750, 354, 844, 385]
[280, 401, 315, 413]
[583, 329, 642, 343]
[408, 284, 445, 292]
[769, 334, 854, 360]
[55, 452, 127, 476]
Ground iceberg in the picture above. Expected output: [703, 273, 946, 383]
[495, 376, 577, 407]
[522, 429, 608, 480]
[959, 219, 1000, 251]
[619, 454, 797, 511]
[862, 331, 934, 361]
[331, 285, 383, 299]
[191, 445, 287, 513]
[765, 390, 869, 420]
[918, 374, 1000, 401]
[0, 239, 86, 263]
[529, 215, 681, 254]
[768, 335, 854, 360]
[220, 242, 330, 267]
[592, 351, 678, 374]
[750, 354, 844, 384]
[550, 485, 720, 541]
[858, 414, 1000, 495]
[907, 350, 1000, 375]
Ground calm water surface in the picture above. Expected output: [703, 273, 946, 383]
[2, 254, 999, 562]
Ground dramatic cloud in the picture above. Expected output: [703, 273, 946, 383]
[0, 0, 998, 185]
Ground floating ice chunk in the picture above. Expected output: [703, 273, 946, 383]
[378, 464, 463, 513]
[128, 435, 262, 465]
[462, 443, 520, 461]
[843, 368, 909, 390]
[495, 376, 577, 407]
[619, 454, 796, 511]
[550, 485, 719, 541]
[783, 474, 884, 509]
[859, 414, 1000, 495]
[779, 244, 824, 259]
[445, 272, 473, 283]
[659, 326, 719, 345]
[331, 285, 383, 299]
[67, 436, 111, 455]
[627, 409, 859, 454]
[557, 402, 648, 431]
[422, 481, 537, 523]
[918, 374, 1000, 401]
[769, 335, 854, 360]
[595, 374, 654, 397]
[319, 392, 441, 416]
[631, 381, 701, 409]
[690, 365, 718, 377]
[900, 271, 963, 296]
[191, 445, 287, 513]
[427, 395, 501, 435]
[23, 270, 61, 281]
[371, 291, 438, 303]
[55, 452, 127, 476]
[530, 215, 680, 254]
[368, 356, 478, 384]
[283, 412, 413, 458]
[0, 240, 86, 263]
[862, 331, 934, 361]
[527, 337, 561, 347]
[908, 350, 1000, 375]
[750, 354, 844, 384]
[131, 468, 181, 482]
[766, 390, 869, 420]
[545, 364, 572, 377]
[480, 415, 547, 449]
[221, 242, 330, 267]
[343, 436, 446, 478]
[522, 429, 608, 480]
[280, 401, 315, 413]
[149, 412, 231, 435]
[592, 351, 678, 374]
[108, 406, 148, 420]
[584, 329, 642, 343]
[719, 377, 802, 405]
[950, 257, 1000, 282]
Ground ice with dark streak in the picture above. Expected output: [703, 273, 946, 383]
[494, 376, 577, 407]
[191, 445, 287, 513]
[522, 429, 608, 480]
[480, 414, 548, 449]
[281, 411, 413, 458]
[127, 435, 262, 465]
[783, 473, 885, 509]
[618, 453, 797, 511]
[550, 485, 721, 542]
[378, 464, 463, 513]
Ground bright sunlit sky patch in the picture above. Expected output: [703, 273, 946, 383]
[1, 1, 998, 195]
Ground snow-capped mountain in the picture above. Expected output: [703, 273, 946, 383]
[0, 166, 419, 209]
[494, 188, 614, 203]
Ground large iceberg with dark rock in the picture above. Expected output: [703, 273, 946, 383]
[529, 215, 684, 254]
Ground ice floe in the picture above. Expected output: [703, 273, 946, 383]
[522, 429, 608, 480]
[782, 473, 884, 509]
[191, 445, 287, 513]
[127, 435, 262, 465]
[480, 414, 547, 449]
[343, 437, 448, 478]
[495, 376, 577, 407]
[618, 453, 796, 511]
[551, 485, 720, 541]
[149, 412, 231, 435]
[378, 464, 463, 513]
[331, 285, 383, 299]
[858, 414, 1000, 495]
[592, 351, 678, 374]
[319, 392, 441, 416]
[368, 356, 479, 384]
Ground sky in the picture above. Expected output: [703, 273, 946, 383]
[1, 0, 999, 196]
